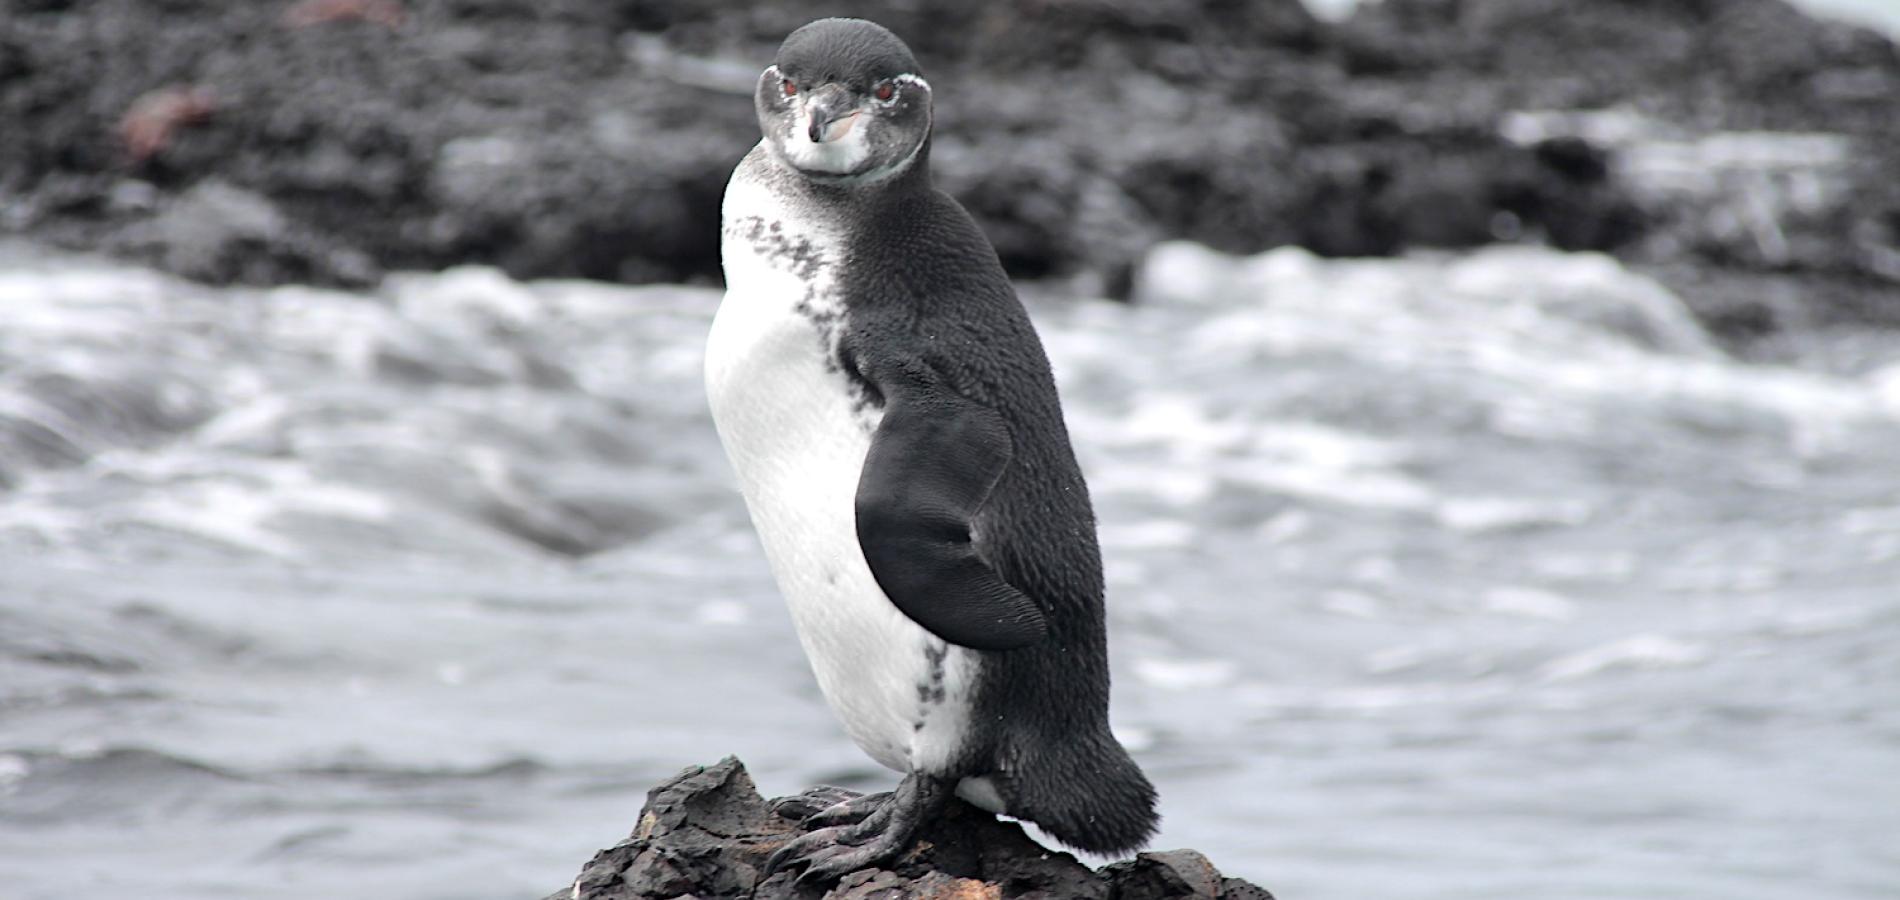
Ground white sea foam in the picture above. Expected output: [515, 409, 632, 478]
[1480, 586, 1577, 622]
[7, 239, 1884, 565]
[1539, 634, 1712, 681]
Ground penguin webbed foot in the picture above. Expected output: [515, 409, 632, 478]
[806, 789, 894, 829]
[763, 772, 947, 885]
[770, 785, 894, 828]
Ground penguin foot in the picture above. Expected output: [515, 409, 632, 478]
[806, 790, 894, 829]
[763, 772, 947, 885]
[769, 785, 864, 821]
[768, 785, 894, 828]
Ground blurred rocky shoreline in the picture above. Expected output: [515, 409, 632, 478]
[2, 0, 1896, 344]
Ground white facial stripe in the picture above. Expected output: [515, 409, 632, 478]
[893, 72, 929, 92]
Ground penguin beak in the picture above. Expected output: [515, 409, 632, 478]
[804, 85, 861, 144]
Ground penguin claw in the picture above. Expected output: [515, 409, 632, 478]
[764, 773, 946, 885]
[792, 832, 910, 887]
[766, 800, 900, 881]
[763, 825, 850, 879]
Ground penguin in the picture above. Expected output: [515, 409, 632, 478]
[704, 17, 1158, 883]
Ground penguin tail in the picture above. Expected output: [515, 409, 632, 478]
[1007, 731, 1159, 856]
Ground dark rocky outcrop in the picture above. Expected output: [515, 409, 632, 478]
[1, 0, 1895, 340]
[547, 758, 1272, 900]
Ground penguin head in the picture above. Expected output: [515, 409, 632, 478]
[755, 18, 932, 185]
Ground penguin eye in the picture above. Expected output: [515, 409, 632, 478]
[782, 78, 797, 97]
[874, 81, 895, 102]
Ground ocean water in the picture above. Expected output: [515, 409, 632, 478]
[1, 238, 1897, 900]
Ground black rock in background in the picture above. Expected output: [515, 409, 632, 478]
[550, 757, 1273, 900]
[1338, 0, 1900, 335]
[0, 0, 1895, 338]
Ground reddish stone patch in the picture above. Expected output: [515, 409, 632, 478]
[119, 86, 217, 162]
[282, 0, 407, 30]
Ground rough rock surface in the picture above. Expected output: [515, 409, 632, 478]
[1, 0, 1895, 339]
[546, 758, 1273, 900]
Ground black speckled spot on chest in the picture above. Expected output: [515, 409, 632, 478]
[736, 215, 825, 285]
[915, 641, 948, 708]
[734, 212, 885, 428]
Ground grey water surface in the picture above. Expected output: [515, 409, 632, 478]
[2, 238, 1898, 900]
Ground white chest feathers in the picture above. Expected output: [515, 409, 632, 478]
[706, 150, 977, 776]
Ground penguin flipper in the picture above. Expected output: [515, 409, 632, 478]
[855, 387, 1049, 651]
